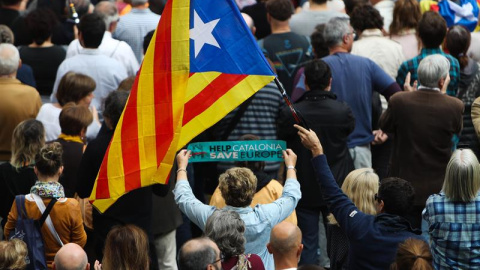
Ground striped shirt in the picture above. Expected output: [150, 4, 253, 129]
[215, 82, 285, 174]
[113, 8, 160, 63]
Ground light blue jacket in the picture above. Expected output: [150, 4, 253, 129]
[174, 178, 301, 270]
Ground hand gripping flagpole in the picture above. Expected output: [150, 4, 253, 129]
[274, 77, 310, 130]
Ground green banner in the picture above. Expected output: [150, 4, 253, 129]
[187, 140, 286, 162]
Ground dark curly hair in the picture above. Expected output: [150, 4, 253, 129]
[378, 177, 415, 217]
[350, 4, 384, 33]
[24, 8, 58, 45]
[219, 167, 257, 207]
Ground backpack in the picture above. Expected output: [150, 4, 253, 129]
[9, 195, 57, 270]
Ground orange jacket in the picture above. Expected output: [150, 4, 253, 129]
[4, 195, 87, 269]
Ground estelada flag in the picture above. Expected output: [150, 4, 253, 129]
[89, 0, 275, 212]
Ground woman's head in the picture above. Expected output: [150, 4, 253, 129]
[442, 149, 480, 202]
[56, 72, 96, 107]
[0, 239, 28, 270]
[342, 168, 379, 215]
[389, 0, 421, 36]
[390, 238, 433, 270]
[445, 25, 471, 70]
[10, 119, 45, 168]
[59, 103, 93, 136]
[205, 209, 246, 259]
[102, 225, 150, 270]
[219, 167, 257, 207]
[24, 8, 58, 46]
[35, 142, 63, 178]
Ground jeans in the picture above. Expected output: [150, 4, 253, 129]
[349, 144, 372, 169]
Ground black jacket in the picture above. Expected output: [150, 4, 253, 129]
[278, 90, 355, 208]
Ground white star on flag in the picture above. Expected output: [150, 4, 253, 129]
[190, 11, 221, 58]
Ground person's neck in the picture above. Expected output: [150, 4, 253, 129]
[309, 1, 328, 11]
[133, 3, 149, 9]
[2, 3, 22, 11]
[329, 46, 349, 54]
[270, 21, 291, 34]
[29, 40, 53, 48]
[37, 175, 60, 182]
[273, 256, 298, 270]
[0, 73, 16, 79]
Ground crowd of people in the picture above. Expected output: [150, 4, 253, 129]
[1, 0, 480, 269]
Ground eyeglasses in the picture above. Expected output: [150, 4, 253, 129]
[350, 31, 357, 39]
[211, 253, 225, 264]
[374, 193, 382, 202]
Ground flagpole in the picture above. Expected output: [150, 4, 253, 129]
[274, 77, 310, 130]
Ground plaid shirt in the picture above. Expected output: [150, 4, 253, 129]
[396, 48, 460, 96]
[423, 192, 480, 269]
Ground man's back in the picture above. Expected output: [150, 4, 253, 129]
[278, 90, 354, 207]
[260, 32, 310, 96]
[50, 51, 128, 112]
[322, 52, 394, 148]
[66, 32, 140, 76]
[0, 78, 41, 161]
[113, 9, 160, 63]
[380, 90, 464, 205]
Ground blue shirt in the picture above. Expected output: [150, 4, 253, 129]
[174, 178, 301, 270]
[423, 192, 480, 269]
[396, 48, 460, 97]
[113, 8, 160, 63]
[322, 53, 395, 148]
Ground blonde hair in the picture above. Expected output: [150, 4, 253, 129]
[390, 238, 433, 270]
[329, 168, 379, 225]
[0, 239, 28, 270]
[219, 167, 257, 207]
[10, 119, 45, 168]
[442, 149, 480, 202]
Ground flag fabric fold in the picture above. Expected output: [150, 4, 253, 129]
[89, 0, 275, 212]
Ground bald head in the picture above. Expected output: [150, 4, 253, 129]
[178, 237, 221, 270]
[53, 243, 89, 270]
[269, 221, 302, 255]
[0, 43, 20, 76]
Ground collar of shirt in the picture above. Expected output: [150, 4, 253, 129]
[360, 29, 384, 38]
[131, 8, 153, 14]
[420, 47, 443, 56]
[418, 85, 441, 91]
[79, 48, 101, 55]
[0, 77, 21, 84]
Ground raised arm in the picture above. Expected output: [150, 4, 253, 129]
[173, 150, 215, 230]
[294, 124, 370, 238]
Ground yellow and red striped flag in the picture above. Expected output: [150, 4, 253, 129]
[89, 0, 275, 212]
